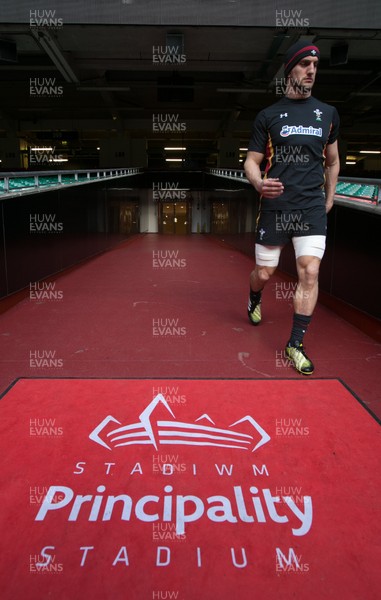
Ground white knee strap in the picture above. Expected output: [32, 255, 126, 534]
[292, 235, 326, 259]
[255, 244, 282, 267]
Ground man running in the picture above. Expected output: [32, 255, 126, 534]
[244, 40, 340, 375]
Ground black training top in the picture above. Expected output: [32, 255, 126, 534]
[247, 96, 340, 210]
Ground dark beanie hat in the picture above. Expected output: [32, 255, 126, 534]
[284, 40, 320, 77]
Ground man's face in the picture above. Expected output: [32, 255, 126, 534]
[289, 56, 319, 93]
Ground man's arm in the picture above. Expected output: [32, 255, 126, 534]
[244, 151, 284, 198]
[244, 151, 264, 192]
[324, 141, 340, 213]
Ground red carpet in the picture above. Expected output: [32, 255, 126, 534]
[1, 234, 381, 420]
[1, 378, 380, 599]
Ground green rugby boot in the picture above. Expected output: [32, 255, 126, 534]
[285, 342, 314, 376]
[248, 297, 262, 326]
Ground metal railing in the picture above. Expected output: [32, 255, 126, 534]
[0, 167, 142, 198]
[207, 168, 381, 211]
[208, 168, 249, 183]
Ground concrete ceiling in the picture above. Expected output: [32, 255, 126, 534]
[0, 22, 381, 168]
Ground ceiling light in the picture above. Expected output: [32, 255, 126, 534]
[346, 161, 356, 165]
[164, 147, 186, 150]
[165, 158, 182, 162]
[239, 147, 248, 151]
[31, 147, 53, 151]
[359, 150, 380, 154]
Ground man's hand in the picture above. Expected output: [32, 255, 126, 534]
[325, 198, 334, 213]
[260, 178, 284, 198]
[244, 151, 284, 198]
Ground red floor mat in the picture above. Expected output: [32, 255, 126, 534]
[1, 378, 380, 599]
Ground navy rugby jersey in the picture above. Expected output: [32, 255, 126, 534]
[248, 96, 340, 210]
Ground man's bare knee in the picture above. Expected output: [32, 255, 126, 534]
[297, 257, 321, 286]
[257, 265, 276, 285]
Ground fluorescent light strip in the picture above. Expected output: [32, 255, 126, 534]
[165, 158, 182, 162]
[346, 161, 356, 165]
[164, 147, 186, 150]
[31, 147, 53, 151]
[359, 150, 380, 154]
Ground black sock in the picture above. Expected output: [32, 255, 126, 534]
[289, 313, 311, 346]
[250, 288, 263, 305]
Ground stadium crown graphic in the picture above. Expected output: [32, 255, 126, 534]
[89, 393, 271, 452]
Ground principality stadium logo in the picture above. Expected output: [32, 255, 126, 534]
[89, 394, 271, 452]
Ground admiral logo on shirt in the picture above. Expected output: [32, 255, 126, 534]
[280, 125, 322, 138]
